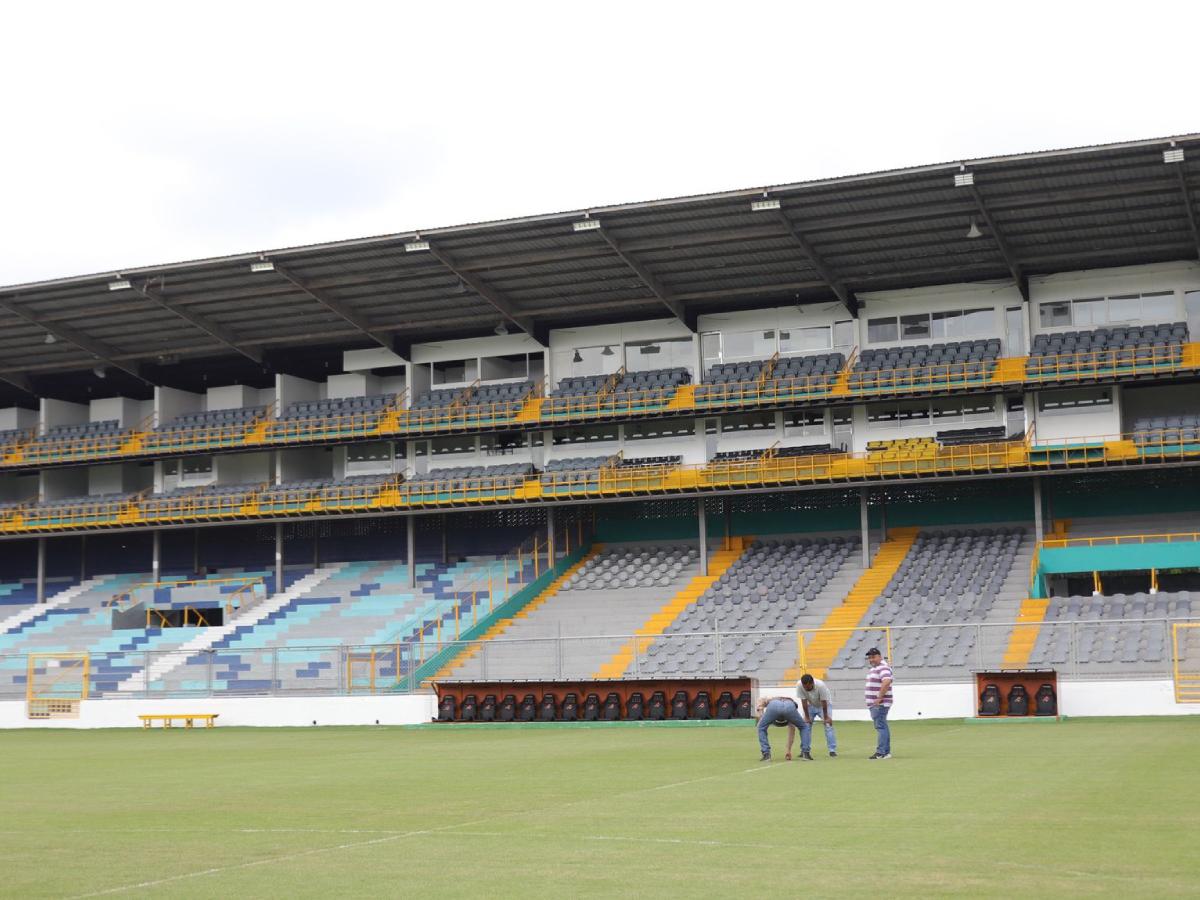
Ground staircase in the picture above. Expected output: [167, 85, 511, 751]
[1000, 598, 1051, 668]
[435, 548, 599, 679]
[117, 564, 346, 692]
[979, 530, 1038, 667]
[512, 396, 545, 424]
[0, 577, 111, 635]
[593, 538, 749, 678]
[664, 385, 696, 412]
[786, 527, 919, 679]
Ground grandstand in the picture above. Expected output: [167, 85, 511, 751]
[2, 133, 1200, 725]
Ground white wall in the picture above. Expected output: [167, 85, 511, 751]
[857, 280, 1017, 349]
[281, 447, 333, 482]
[326, 373, 381, 399]
[344, 347, 408, 370]
[548, 318, 694, 384]
[411, 333, 542, 365]
[156, 387, 202, 427]
[1031, 387, 1121, 443]
[277, 374, 321, 412]
[41, 398, 88, 433]
[89, 397, 140, 428]
[41, 468, 88, 501]
[0, 693, 437, 729]
[1030, 261, 1200, 335]
[206, 385, 255, 411]
[217, 452, 272, 485]
[0, 407, 38, 432]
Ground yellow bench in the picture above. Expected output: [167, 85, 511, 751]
[138, 713, 218, 729]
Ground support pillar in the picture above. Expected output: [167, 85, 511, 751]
[878, 502, 888, 545]
[274, 524, 283, 598]
[723, 498, 732, 548]
[441, 514, 448, 565]
[192, 529, 200, 574]
[546, 508, 556, 564]
[80, 536, 87, 581]
[152, 531, 161, 583]
[36, 538, 46, 604]
[314, 530, 321, 569]
[1033, 477, 1044, 543]
[407, 516, 417, 588]
[697, 499, 708, 576]
[860, 489, 871, 568]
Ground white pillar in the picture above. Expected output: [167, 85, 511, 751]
[407, 516, 417, 588]
[1033, 477, 1044, 543]
[152, 531, 161, 583]
[36, 538, 46, 603]
[697, 499, 708, 576]
[860, 489, 871, 568]
[274, 524, 284, 597]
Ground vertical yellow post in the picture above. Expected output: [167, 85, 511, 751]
[455, 603, 460, 641]
[437, 617, 442, 646]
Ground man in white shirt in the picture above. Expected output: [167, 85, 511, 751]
[795, 673, 837, 759]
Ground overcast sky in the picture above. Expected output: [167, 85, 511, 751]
[2, 1, 1197, 287]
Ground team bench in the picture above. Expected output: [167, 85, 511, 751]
[138, 713, 219, 729]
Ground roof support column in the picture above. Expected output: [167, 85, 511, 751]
[275, 524, 284, 599]
[36, 538, 46, 604]
[860, 489, 871, 569]
[698, 499, 708, 577]
[152, 531, 161, 584]
[407, 516, 417, 589]
[1033, 477, 1045, 544]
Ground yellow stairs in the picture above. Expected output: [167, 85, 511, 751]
[593, 537, 750, 678]
[991, 356, 1027, 384]
[664, 384, 696, 411]
[1000, 598, 1052, 667]
[784, 526, 920, 680]
[513, 396, 545, 423]
[828, 366, 853, 397]
[242, 420, 272, 445]
[434, 546, 601, 679]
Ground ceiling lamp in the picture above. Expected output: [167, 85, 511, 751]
[601, 345, 614, 357]
[966, 218, 983, 239]
[43, 332, 57, 345]
[572, 349, 583, 364]
[92, 366, 107, 379]
[494, 321, 509, 336]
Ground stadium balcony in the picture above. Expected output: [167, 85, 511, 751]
[848, 340, 1002, 396]
[1026, 322, 1190, 382]
[21, 420, 131, 464]
[143, 406, 269, 454]
[542, 368, 690, 419]
[694, 352, 845, 407]
[1130, 415, 1200, 453]
[265, 393, 400, 444]
[401, 463, 533, 503]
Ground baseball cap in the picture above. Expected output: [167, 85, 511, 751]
[865, 647, 882, 657]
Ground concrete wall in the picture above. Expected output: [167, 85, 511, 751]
[41, 398, 88, 432]
[0, 693, 437, 729]
[1030, 261, 1200, 335]
[325, 373, 381, 399]
[217, 452, 272, 485]
[89, 397, 141, 428]
[156, 387, 202, 427]
[279, 447, 332, 482]
[0, 407, 38, 432]
[206, 385, 256, 411]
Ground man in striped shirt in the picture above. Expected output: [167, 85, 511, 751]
[864, 647, 893, 760]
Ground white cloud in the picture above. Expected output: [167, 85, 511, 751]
[1, 0, 1197, 285]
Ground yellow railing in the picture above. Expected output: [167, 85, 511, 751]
[0, 428, 1196, 536]
[1171, 622, 1200, 703]
[108, 575, 268, 616]
[1041, 531, 1200, 549]
[0, 342, 1197, 469]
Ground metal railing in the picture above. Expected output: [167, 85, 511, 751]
[3, 615, 1193, 702]
[107, 575, 268, 616]
[1040, 531, 1200, 549]
[1, 428, 1198, 536]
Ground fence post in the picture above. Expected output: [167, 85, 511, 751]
[715, 622, 723, 677]
[632, 633, 640, 676]
[206, 650, 215, 697]
[975, 624, 983, 672]
[144, 651, 151, 697]
[271, 649, 279, 696]
[557, 625, 564, 679]
[481, 640, 489, 680]
[1070, 622, 1079, 679]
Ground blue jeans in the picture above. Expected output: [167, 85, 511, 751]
[757, 699, 805, 756]
[869, 704, 891, 755]
[802, 708, 837, 754]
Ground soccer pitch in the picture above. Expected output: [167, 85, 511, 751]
[1, 718, 1196, 898]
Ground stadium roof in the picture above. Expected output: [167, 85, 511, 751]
[3, 132, 1199, 403]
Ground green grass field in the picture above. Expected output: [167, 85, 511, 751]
[1, 718, 1196, 898]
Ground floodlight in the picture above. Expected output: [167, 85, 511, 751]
[954, 172, 975, 187]
[250, 261, 275, 273]
[1164, 147, 1185, 164]
[107, 279, 131, 291]
[573, 219, 601, 232]
[405, 240, 430, 252]
[750, 198, 781, 212]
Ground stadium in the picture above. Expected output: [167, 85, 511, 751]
[2, 134, 1199, 895]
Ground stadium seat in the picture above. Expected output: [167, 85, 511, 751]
[539, 693, 558, 721]
[690, 690, 711, 720]
[561, 692, 579, 722]
[582, 692, 601, 722]
[735, 691, 753, 718]
[626, 692, 644, 721]
[715, 691, 734, 719]
[1035, 684, 1058, 717]
[602, 692, 621, 721]
[1007, 684, 1029, 716]
[979, 683, 1001, 717]
[479, 694, 497, 722]
[518, 693, 537, 722]
[647, 691, 667, 720]
[498, 694, 517, 722]
[438, 694, 456, 722]
[670, 690, 689, 720]
[460, 694, 478, 722]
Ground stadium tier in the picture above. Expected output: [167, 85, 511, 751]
[2, 134, 1200, 714]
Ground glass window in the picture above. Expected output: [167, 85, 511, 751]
[721, 412, 775, 433]
[627, 417, 693, 440]
[626, 337, 693, 373]
[347, 442, 390, 463]
[900, 313, 931, 340]
[867, 403, 898, 424]
[431, 358, 478, 385]
[1071, 298, 1106, 326]
[780, 326, 830, 353]
[1107, 295, 1141, 323]
[833, 320, 856, 348]
[481, 432, 522, 455]
[932, 398, 963, 421]
[930, 310, 962, 339]
[552, 423, 618, 445]
[701, 332, 721, 369]
[962, 307, 995, 334]
[182, 456, 213, 475]
[896, 401, 930, 426]
[719, 330, 775, 363]
[163, 459, 179, 476]
[1038, 388, 1112, 411]
[867, 317, 899, 343]
[1141, 291, 1176, 322]
[962, 398, 996, 421]
[784, 409, 825, 436]
[432, 435, 474, 455]
[1039, 301, 1071, 327]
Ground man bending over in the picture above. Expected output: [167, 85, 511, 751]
[755, 695, 809, 762]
